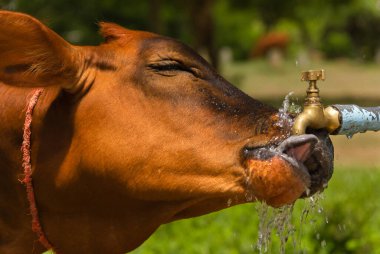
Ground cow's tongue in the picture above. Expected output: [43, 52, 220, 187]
[278, 134, 317, 156]
[276, 134, 318, 173]
[278, 134, 318, 162]
[286, 143, 312, 162]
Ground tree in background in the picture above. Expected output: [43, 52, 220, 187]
[2, 0, 380, 62]
[2, 0, 219, 68]
[187, 0, 218, 69]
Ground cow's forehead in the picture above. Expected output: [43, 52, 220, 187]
[97, 26, 212, 70]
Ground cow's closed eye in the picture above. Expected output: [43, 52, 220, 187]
[148, 60, 198, 77]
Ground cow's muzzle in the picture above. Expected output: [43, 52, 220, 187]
[242, 130, 334, 206]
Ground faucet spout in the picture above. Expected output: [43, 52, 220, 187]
[292, 105, 323, 135]
[292, 105, 340, 135]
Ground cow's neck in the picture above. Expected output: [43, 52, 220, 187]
[0, 85, 59, 253]
[0, 85, 172, 253]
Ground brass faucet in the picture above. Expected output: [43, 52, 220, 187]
[292, 70, 340, 135]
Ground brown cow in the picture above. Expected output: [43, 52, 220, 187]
[251, 32, 290, 58]
[0, 11, 333, 254]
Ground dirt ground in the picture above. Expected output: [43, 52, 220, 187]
[222, 59, 380, 167]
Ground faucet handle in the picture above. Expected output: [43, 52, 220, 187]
[301, 70, 325, 82]
[301, 69, 325, 107]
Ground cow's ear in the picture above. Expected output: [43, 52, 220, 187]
[99, 22, 153, 43]
[0, 11, 81, 90]
[99, 22, 129, 43]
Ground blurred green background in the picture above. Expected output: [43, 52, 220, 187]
[2, 0, 380, 253]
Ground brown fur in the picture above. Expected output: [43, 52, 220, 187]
[0, 11, 320, 253]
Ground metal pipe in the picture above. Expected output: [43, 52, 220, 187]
[330, 105, 380, 136]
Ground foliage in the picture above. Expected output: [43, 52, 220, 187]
[213, 0, 263, 59]
[2, 0, 380, 62]
[321, 32, 353, 58]
[345, 8, 380, 61]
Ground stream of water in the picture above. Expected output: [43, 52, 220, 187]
[253, 94, 329, 253]
[255, 192, 328, 254]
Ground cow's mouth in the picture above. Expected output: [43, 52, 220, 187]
[276, 131, 334, 196]
[243, 130, 334, 204]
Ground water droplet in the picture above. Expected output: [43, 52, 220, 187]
[321, 240, 327, 248]
[275, 92, 297, 130]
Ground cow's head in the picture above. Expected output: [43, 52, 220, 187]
[0, 11, 333, 252]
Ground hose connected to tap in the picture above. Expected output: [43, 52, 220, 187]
[329, 105, 380, 136]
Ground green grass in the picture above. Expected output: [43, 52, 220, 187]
[131, 167, 380, 254]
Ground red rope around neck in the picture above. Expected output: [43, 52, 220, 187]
[21, 88, 56, 252]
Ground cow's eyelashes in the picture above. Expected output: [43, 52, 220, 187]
[151, 63, 186, 72]
[148, 61, 197, 76]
